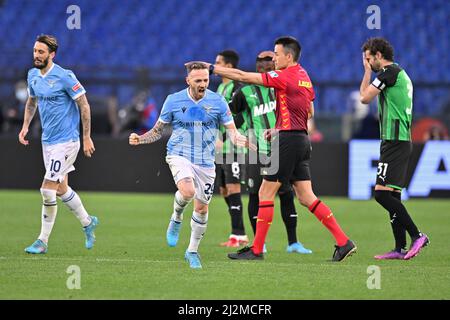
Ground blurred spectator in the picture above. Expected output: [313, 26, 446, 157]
[412, 118, 449, 142]
[352, 105, 380, 140]
[342, 90, 371, 141]
[1, 80, 40, 136]
[118, 89, 159, 135]
[308, 118, 323, 142]
[348, 90, 370, 120]
[89, 95, 120, 137]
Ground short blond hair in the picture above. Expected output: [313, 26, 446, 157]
[185, 62, 208, 74]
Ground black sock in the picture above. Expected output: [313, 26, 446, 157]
[279, 190, 298, 245]
[224, 196, 230, 207]
[374, 190, 420, 241]
[227, 192, 245, 236]
[389, 191, 407, 251]
[248, 193, 259, 235]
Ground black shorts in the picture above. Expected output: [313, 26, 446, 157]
[376, 140, 412, 190]
[246, 153, 292, 194]
[264, 131, 312, 184]
[216, 162, 246, 188]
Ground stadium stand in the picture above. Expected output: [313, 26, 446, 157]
[0, 0, 448, 117]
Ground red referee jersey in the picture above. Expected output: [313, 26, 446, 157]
[261, 64, 315, 131]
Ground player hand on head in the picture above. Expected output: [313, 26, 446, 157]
[362, 53, 372, 72]
[129, 133, 140, 146]
[83, 137, 95, 157]
[18, 127, 29, 145]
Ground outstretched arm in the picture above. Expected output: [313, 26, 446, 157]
[213, 64, 263, 85]
[129, 120, 169, 145]
[186, 61, 263, 85]
[75, 94, 96, 157]
[18, 96, 38, 145]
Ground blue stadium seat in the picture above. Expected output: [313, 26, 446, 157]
[0, 0, 447, 114]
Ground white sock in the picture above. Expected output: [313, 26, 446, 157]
[60, 187, 91, 227]
[171, 191, 192, 223]
[38, 188, 58, 244]
[188, 211, 208, 253]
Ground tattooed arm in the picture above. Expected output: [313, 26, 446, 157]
[75, 94, 96, 157]
[129, 120, 168, 145]
[18, 96, 38, 145]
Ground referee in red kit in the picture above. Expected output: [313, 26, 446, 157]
[195, 36, 356, 261]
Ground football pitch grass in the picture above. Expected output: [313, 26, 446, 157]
[0, 190, 449, 300]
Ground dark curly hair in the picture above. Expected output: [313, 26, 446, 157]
[362, 37, 394, 61]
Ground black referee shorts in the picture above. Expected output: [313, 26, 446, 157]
[264, 130, 312, 184]
[246, 153, 292, 194]
[376, 140, 412, 190]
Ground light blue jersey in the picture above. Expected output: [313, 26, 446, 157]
[159, 88, 234, 168]
[27, 63, 86, 145]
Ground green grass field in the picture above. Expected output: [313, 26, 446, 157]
[0, 190, 449, 300]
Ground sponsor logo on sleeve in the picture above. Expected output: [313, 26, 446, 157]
[268, 71, 279, 78]
[298, 80, 312, 88]
[72, 82, 82, 92]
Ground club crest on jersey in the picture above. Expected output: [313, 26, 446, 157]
[203, 105, 212, 113]
[268, 71, 279, 78]
[72, 82, 81, 92]
[47, 80, 57, 88]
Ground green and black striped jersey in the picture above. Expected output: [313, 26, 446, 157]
[217, 80, 244, 154]
[371, 63, 413, 141]
[230, 84, 276, 155]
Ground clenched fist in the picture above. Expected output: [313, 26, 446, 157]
[129, 133, 140, 145]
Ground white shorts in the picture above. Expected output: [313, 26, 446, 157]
[166, 155, 216, 204]
[42, 140, 80, 183]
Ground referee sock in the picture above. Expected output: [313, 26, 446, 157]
[60, 187, 91, 227]
[253, 201, 274, 255]
[390, 192, 407, 251]
[228, 192, 245, 236]
[38, 188, 58, 244]
[374, 190, 420, 241]
[309, 199, 349, 246]
[279, 191, 298, 245]
[248, 193, 259, 235]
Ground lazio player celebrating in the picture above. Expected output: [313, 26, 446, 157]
[129, 62, 251, 269]
[19, 35, 98, 254]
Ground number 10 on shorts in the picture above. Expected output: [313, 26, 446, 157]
[50, 159, 62, 173]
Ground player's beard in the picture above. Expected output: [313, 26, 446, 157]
[34, 56, 49, 69]
[370, 60, 381, 72]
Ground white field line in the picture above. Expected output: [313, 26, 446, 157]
[0, 255, 360, 267]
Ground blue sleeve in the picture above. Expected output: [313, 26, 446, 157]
[219, 97, 234, 125]
[27, 71, 35, 97]
[158, 95, 173, 123]
[63, 70, 86, 100]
